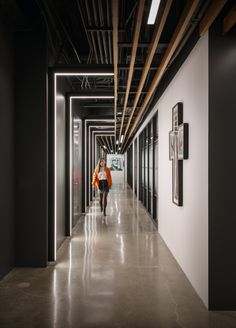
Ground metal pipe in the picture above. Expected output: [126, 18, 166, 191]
[125, 2, 138, 26]
[97, 31, 104, 64]
[108, 31, 113, 64]
[76, 0, 93, 60]
[106, 0, 112, 64]
[46, 0, 81, 63]
[92, 0, 98, 26]
[98, 0, 109, 64]
[35, 0, 57, 59]
[91, 31, 99, 64]
[102, 32, 109, 64]
[85, 0, 92, 25]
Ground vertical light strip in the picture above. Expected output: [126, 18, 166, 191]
[137, 136, 140, 200]
[53, 74, 114, 262]
[132, 141, 135, 193]
[69, 97, 73, 236]
[54, 74, 57, 261]
[89, 126, 91, 204]
[85, 121, 87, 209]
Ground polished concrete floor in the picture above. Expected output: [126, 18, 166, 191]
[1, 184, 236, 328]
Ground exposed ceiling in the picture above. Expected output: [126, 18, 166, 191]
[6, 0, 235, 153]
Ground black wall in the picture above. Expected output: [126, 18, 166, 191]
[15, 23, 48, 266]
[0, 19, 15, 278]
[55, 77, 70, 249]
[209, 3, 236, 310]
[127, 145, 133, 188]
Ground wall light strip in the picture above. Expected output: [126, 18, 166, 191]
[71, 96, 114, 99]
[147, 0, 160, 25]
[54, 74, 57, 261]
[69, 98, 73, 236]
[55, 73, 114, 76]
[53, 71, 113, 261]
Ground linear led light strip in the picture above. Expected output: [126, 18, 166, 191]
[89, 126, 114, 203]
[70, 100, 114, 235]
[54, 72, 114, 261]
[93, 132, 115, 161]
[92, 132, 115, 197]
[85, 120, 113, 214]
[85, 120, 113, 211]
[147, 0, 160, 25]
[93, 131, 114, 167]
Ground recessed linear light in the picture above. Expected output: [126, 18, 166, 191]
[116, 140, 119, 145]
[147, 0, 160, 25]
[118, 147, 121, 151]
[120, 135, 124, 143]
[103, 145, 107, 149]
[55, 73, 114, 76]
[71, 96, 114, 99]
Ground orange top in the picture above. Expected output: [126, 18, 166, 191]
[92, 166, 112, 188]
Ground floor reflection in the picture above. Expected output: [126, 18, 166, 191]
[1, 183, 236, 327]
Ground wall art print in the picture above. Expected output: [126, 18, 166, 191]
[169, 102, 189, 206]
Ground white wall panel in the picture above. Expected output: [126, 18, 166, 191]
[157, 34, 209, 306]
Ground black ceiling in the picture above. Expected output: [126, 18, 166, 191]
[2, 0, 215, 152]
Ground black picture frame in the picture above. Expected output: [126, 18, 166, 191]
[169, 102, 188, 207]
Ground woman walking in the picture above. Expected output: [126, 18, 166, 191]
[92, 158, 112, 216]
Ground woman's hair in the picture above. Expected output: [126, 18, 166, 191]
[95, 158, 106, 173]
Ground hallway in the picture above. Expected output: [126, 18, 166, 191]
[0, 185, 236, 328]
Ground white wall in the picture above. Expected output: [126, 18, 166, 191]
[159, 34, 208, 306]
[133, 34, 209, 306]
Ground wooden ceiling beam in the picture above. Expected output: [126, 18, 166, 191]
[122, 0, 173, 147]
[118, 0, 146, 147]
[126, 0, 201, 143]
[199, 0, 228, 36]
[112, 0, 119, 140]
[223, 5, 236, 34]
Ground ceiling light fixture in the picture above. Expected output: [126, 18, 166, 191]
[116, 140, 119, 145]
[147, 0, 160, 25]
[71, 96, 114, 99]
[120, 135, 124, 143]
[55, 73, 114, 76]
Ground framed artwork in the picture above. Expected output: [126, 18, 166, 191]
[178, 123, 189, 160]
[169, 102, 189, 206]
[169, 131, 175, 160]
